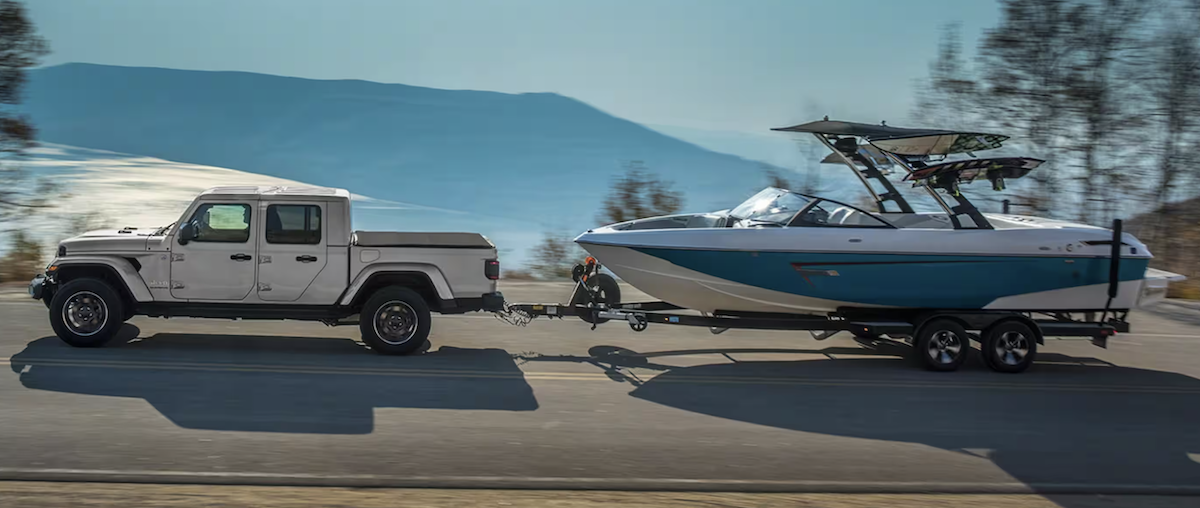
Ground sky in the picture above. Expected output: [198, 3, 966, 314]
[26, 0, 1000, 134]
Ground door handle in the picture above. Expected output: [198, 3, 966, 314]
[296, 255, 319, 263]
[230, 253, 252, 261]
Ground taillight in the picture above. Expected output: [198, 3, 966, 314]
[485, 259, 500, 280]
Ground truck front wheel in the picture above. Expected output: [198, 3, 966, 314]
[360, 287, 431, 355]
[49, 278, 125, 348]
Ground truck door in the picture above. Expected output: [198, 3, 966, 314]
[170, 201, 258, 300]
[256, 202, 328, 302]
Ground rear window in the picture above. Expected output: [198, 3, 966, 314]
[266, 205, 322, 244]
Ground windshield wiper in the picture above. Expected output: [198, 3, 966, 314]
[153, 222, 177, 236]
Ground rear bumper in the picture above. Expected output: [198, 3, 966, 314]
[437, 292, 505, 314]
[482, 292, 505, 311]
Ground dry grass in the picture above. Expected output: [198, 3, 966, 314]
[0, 482, 1194, 508]
[1126, 201, 1200, 300]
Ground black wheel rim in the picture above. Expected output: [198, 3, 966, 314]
[373, 301, 418, 345]
[994, 330, 1030, 366]
[926, 330, 963, 365]
[63, 291, 108, 336]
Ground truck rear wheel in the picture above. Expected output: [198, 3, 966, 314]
[360, 287, 431, 355]
[49, 278, 125, 348]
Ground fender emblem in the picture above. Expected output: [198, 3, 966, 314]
[171, 254, 185, 262]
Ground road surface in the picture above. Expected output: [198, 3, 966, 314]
[1, 282, 1199, 506]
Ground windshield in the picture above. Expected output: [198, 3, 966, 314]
[728, 187, 811, 225]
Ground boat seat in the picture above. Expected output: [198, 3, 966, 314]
[827, 207, 854, 225]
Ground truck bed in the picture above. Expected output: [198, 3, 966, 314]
[352, 231, 494, 249]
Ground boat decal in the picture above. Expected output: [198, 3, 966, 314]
[792, 267, 840, 285]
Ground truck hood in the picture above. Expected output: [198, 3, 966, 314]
[59, 229, 155, 255]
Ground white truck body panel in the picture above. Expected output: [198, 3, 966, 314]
[45, 186, 499, 310]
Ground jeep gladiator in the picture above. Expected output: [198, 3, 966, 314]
[29, 186, 504, 354]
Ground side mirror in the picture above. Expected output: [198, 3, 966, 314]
[178, 223, 197, 245]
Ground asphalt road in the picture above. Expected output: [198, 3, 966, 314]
[2, 282, 1200, 503]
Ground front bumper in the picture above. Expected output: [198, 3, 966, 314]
[28, 274, 45, 300]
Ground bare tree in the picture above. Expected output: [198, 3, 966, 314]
[526, 231, 581, 280]
[1062, 0, 1150, 224]
[1144, 4, 1200, 248]
[0, 0, 50, 229]
[976, 0, 1086, 217]
[597, 160, 684, 225]
[763, 165, 793, 190]
[912, 23, 981, 131]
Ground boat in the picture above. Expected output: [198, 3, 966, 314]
[574, 119, 1184, 316]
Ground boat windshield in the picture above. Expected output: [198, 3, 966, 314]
[728, 188, 811, 226]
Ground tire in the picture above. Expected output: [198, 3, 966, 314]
[914, 317, 970, 372]
[981, 320, 1038, 373]
[49, 278, 125, 348]
[41, 284, 55, 310]
[572, 273, 621, 324]
[359, 286, 431, 355]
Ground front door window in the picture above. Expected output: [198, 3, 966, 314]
[170, 201, 257, 301]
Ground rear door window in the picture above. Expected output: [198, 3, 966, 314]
[265, 205, 322, 244]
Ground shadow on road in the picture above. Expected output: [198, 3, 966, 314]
[522, 345, 1200, 501]
[10, 326, 538, 434]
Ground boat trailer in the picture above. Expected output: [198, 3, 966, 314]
[497, 258, 1130, 374]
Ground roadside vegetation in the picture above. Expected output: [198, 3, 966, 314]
[514, 161, 683, 280]
[0, 0, 55, 280]
[0, 231, 41, 283]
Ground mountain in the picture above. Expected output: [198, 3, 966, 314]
[22, 64, 785, 242]
[644, 123, 862, 200]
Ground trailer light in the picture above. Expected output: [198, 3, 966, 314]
[485, 259, 500, 280]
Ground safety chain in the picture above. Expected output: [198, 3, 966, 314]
[493, 303, 533, 327]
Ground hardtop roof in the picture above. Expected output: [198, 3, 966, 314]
[198, 186, 351, 200]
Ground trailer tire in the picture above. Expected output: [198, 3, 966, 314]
[981, 320, 1037, 373]
[914, 318, 969, 372]
[573, 273, 621, 324]
[49, 278, 125, 348]
[360, 287, 431, 355]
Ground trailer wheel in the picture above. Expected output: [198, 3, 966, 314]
[573, 273, 621, 324]
[981, 320, 1037, 373]
[914, 318, 969, 371]
[360, 287, 431, 355]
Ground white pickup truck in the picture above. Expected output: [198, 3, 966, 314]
[28, 186, 504, 354]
